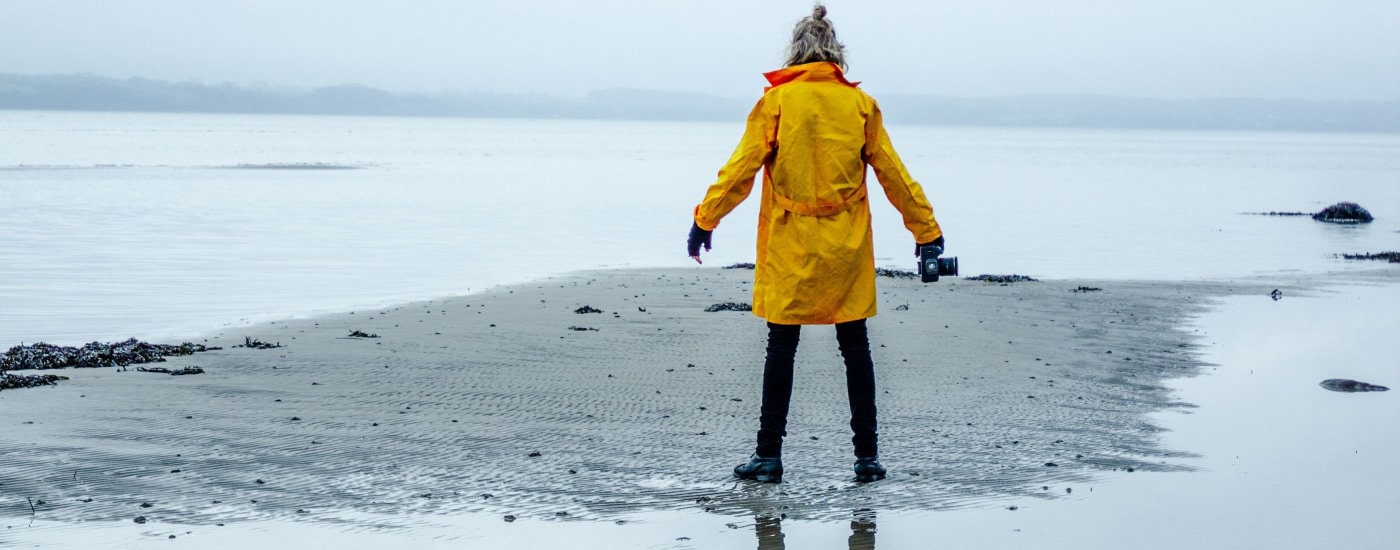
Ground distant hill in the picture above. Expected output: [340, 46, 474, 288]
[2, 73, 1396, 132]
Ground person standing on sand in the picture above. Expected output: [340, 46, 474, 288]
[687, 4, 944, 483]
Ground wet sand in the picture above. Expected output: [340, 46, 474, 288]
[2, 267, 1396, 548]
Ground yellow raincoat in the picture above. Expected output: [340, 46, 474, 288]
[694, 62, 942, 325]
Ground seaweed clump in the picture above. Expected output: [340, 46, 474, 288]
[574, 305, 603, 314]
[723, 263, 756, 270]
[236, 337, 283, 349]
[0, 339, 219, 371]
[705, 302, 753, 312]
[136, 366, 206, 375]
[1, 373, 68, 391]
[966, 274, 1039, 284]
[1339, 251, 1400, 263]
[875, 267, 918, 279]
[1319, 379, 1389, 392]
[1312, 202, 1373, 224]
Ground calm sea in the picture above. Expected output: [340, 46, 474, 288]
[2, 110, 1398, 345]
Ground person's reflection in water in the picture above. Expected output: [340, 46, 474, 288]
[849, 509, 876, 550]
[753, 510, 877, 550]
[755, 515, 785, 550]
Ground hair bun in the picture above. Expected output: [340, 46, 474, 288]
[812, 4, 827, 21]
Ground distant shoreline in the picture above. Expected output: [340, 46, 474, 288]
[4, 72, 1398, 133]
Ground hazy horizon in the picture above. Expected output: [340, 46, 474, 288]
[2, 1, 1398, 102]
[6, 71, 1398, 132]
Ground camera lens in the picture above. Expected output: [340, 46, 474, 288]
[938, 256, 958, 277]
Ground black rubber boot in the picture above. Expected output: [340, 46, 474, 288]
[853, 456, 886, 483]
[734, 454, 784, 483]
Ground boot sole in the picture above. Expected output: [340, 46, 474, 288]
[737, 474, 782, 483]
[854, 473, 885, 483]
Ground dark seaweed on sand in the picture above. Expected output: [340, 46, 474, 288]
[1, 373, 68, 390]
[136, 366, 206, 375]
[722, 263, 756, 270]
[347, 330, 379, 338]
[705, 302, 752, 312]
[966, 274, 1039, 283]
[235, 337, 283, 349]
[1, 339, 219, 371]
[1339, 251, 1400, 263]
[573, 305, 603, 314]
[876, 267, 918, 279]
[1319, 378, 1389, 392]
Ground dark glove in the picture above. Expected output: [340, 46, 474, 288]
[688, 222, 713, 258]
[916, 236, 945, 257]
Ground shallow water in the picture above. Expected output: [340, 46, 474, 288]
[2, 110, 1398, 344]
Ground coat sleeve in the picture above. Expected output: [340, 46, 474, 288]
[693, 95, 780, 231]
[864, 100, 943, 244]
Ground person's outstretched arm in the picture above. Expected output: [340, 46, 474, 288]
[690, 95, 780, 263]
[864, 101, 942, 248]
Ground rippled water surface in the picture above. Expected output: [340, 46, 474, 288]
[2, 110, 1398, 344]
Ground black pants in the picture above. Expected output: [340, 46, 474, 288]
[755, 319, 878, 458]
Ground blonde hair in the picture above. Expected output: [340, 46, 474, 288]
[785, 3, 847, 70]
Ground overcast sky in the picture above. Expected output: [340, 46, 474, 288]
[2, 0, 1397, 101]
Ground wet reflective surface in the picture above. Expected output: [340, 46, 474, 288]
[3, 280, 1395, 548]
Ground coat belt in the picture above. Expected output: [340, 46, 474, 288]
[766, 179, 868, 217]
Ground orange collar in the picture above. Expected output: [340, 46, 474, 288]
[763, 62, 861, 92]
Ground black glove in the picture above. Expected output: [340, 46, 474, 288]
[688, 222, 713, 258]
[916, 236, 945, 256]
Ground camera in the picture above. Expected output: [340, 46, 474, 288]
[918, 244, 958, 283]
